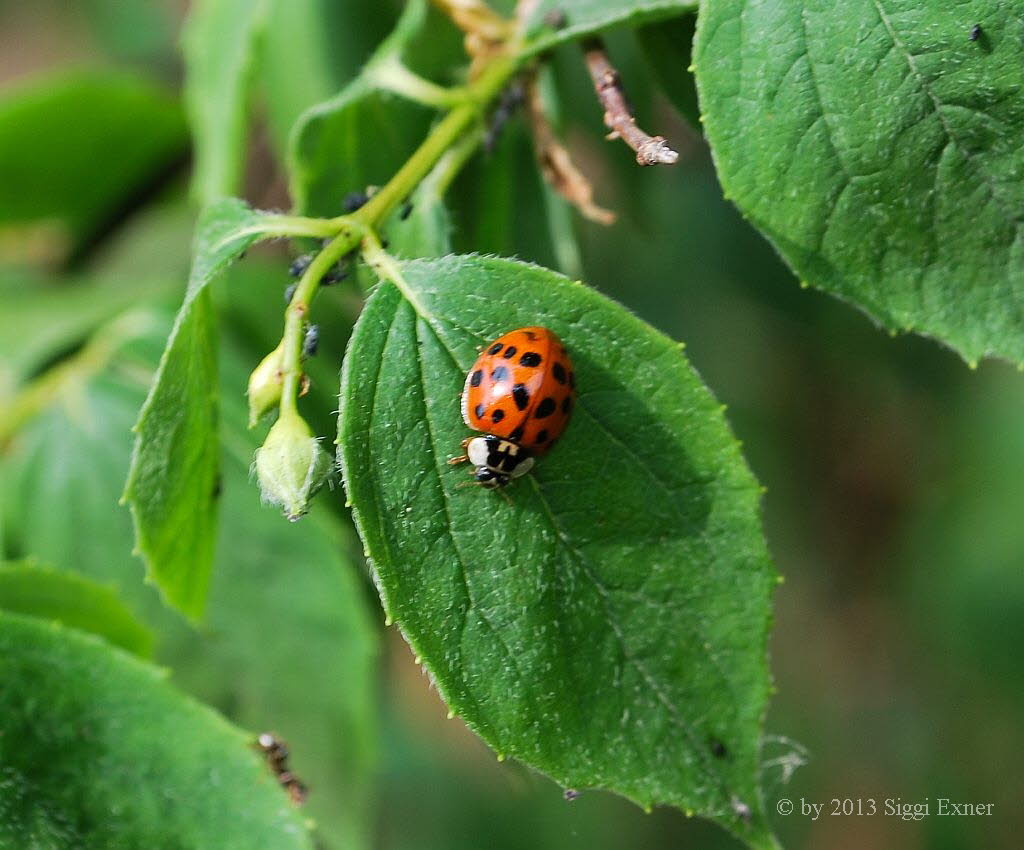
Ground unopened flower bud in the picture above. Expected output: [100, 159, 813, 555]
[254, 411, 332, 521]
[247, 344, 284, 427]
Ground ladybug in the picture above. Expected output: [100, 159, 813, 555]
[450, 326, 576, 489]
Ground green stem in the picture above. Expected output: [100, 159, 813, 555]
[278, 221, 367, 416]
[347, 53, 518, 229]
[275, 52, 521, 422]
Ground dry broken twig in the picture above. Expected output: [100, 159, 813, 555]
[582, 39, 679, 166]
[525, 75, 616, 226]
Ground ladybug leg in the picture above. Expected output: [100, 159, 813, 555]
[447, 437, 474, 466]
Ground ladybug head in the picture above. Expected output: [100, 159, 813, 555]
[474, 466, 510, 489]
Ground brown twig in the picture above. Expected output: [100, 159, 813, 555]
[524, 75, 616, 226]
[582, 39, 679, 166]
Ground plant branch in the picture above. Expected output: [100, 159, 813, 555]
[275, 53, 520, 423]
[347, 53, 516, 230]
[582, 39, 678, 166]
[278, 220, 366, 417]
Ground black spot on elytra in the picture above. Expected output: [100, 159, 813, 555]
[488, 343, 503, 355]
[509, 424, 525, 442]
[470, 369, 483, 387]
[524, 330, 538, 340]
[474, 403, 485, 419]
[491, 365, 509, 382]
[492, 409, 505, 423]
[561, 396, 573, 414]
[535, 397, 556, 419]
[502, 345, 517, 359]
[519, 351, 542, 368]
[512, 384, 530, 410]
[535, 429, 548, 444]
[552, 362, 567, 384]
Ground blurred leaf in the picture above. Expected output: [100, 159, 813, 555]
[182, 0, 269, 203]
[0, 71, 187, 260]
[339, 255, 777, 848]
[259, 0, 356, 157]
[637, 12, 699, 128]
[261, 1, 337, 154]
[533, 66, 584, 278]
[124, 199, 274, 620]
[0, 561, 152, 656]
[450, 120, 563, 270]
[0, 611, 313, 850]
[695, 1, 1024, 365]
[81, 0, 177, 67]
[0, 271, 174, 390]
[1, 296, 380, 850]
[522, 0, 697, 55]
[288, 0, 436, 219]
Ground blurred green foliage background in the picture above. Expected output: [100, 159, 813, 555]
[1, 1, 1021, 848]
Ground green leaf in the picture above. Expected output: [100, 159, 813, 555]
[0, 562, 153, 657]
[694, 1, 1024, 365]
[338, 255, 778, 848]
[182, 0, 269, 203]
[0, 71, 187, 259]
[0, 611, 313, 850]
[123, 198, 274, 620]
[2, 299, 379, 850]
[0, 311, 169, 591]
[522, 0, 697, 55]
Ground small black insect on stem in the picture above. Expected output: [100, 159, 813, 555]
[485, 80, 526, 153]
[302, 324, 320, 358]
[342, 190, 369, 212]
[289, 254, 313, 278]
[543, 9, 567, 30]
[969, 23, 982, 41]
